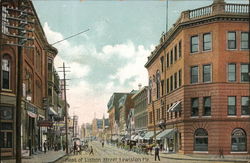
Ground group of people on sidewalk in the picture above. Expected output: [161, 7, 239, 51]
[43, 140, 65, 154]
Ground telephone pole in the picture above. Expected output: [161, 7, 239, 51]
[58, 63, 70, 154]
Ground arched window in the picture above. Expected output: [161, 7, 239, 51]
[231, 128, 247, 152]
[1, 54, 11, 90]
[194, 128, 208, 151]
[156, 70, 160, 99]
[148, 78, 152, 103]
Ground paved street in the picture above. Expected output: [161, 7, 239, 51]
[56, 141, 231, 163]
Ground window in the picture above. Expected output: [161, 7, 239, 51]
[48, 59, 53, 72]
[1, 6, 9, 34]
[178, 69, 182, 87]
[203, 97, 211, 116]
[179, 40, 182, 58]
[161, 80, 164, 96]
[228, 32, 236, 49]
[241, 32, 249, 49]
[191, 98, 199, 116]
[203, 64, 211, 82]
[228, 64, 236, 82]
[241, 64, 249, 82]
[2, 55, 11, 90]
[191, 35, 199, 53]
[0, 106, 13, 149]
[231, 128, 247, 152]
[191, 66, 199, 84]
[156, 71, 160, 99]
[161, 56, 164, 72]
[174, 45, 177, 61]
[166, 78, 169, 93]
[170, 76, 173, 91]
[149, 112, 152, 124]
[0, 106, 13, 120]
[194, 128, 208, 151]
[174, 73, 177, 89]
[170, 50, 173, 64]
[0, 132, 13, 148]
[203, 33, 211, 51]
[148, 79, 152, 103]
[166, 53, 169, 68]
[228, 96, 236, 115]
[241, 97, 249, 115]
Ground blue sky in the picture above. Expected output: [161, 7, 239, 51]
[32, 0, 248, 124]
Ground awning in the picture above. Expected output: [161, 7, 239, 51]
[168, 101, 181, 112]
[27, 111, 37, 118]
[131, 135, 138, 141]
[143, 131, 161, 140]
[48, 107, 58, 115]
[156, 129, 176, 140]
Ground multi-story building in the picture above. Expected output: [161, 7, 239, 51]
[145, 0, 249, 156]
[118, 91, 136, 136]
[0, 0, 60, 157]
[92, 118, 103, 139]
[132, 86, 148, 137]
[107, 93, 127, 140]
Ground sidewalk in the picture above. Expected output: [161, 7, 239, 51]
[158, 151, 250, 163]
[1, 150, 66, 163]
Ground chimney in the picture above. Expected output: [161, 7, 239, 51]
[138, 83, 142, 90]
[213, 0, 225, 4]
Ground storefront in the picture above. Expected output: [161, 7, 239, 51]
[156, 128, 176, 152]
[0, 105, 14, 157]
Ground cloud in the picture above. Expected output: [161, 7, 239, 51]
[43, 22, 154, 124]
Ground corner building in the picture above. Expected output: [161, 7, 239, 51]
[145, 0, 249, 156]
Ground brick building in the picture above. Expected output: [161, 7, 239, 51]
[145, 0, 249, 156]
[0, 0, 60, 157]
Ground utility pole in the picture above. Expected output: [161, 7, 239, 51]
[0, 1, 34, 162]
[58, 63, 70, 154]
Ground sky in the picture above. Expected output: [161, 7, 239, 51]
[32, 0, 248, 125]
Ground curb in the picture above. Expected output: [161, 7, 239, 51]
[160, 155, 249, 163]
[47, 154, 67, 163]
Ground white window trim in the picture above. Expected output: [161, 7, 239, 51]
[230, 151, 248, 154]
[240, 63, 250, 83]
[1, 58, 11, 90]
[203, 64, 212, 83]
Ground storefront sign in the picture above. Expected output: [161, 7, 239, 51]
[37, 120, 53, 127]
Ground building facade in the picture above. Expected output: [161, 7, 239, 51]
[145, 0, 249, 156]
[0, 0, 62, 157]
[132, 86, 148, 135]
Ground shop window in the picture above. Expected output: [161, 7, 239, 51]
[228, 64, 236, 82]
[228, 32, 236, 49]
[203, 97, 211, 116]
[241, 64, 250, 82]
[2, 55, 11, 90]
[203, 33, 211, 51]
[191, 35, 199, 53]
[191, 66, 199, 84]
[194, 128, 208, 151]
[241, 32, 249, 49]
[228, 96, 236, 115]
[231, 128, 247, 152]
[191, 98, 199, 116]
[241, 97, 249, 115]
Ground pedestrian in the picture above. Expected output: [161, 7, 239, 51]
[43, 141, 47, 154]
[73, 141, 77, 155]
[154, 144, 160, 161]
[102, 141, 104, 147]
[89, 146, 94, 155]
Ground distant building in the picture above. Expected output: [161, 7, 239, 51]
[145, 0, 249, 155]
[132, 86, 148, 134]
